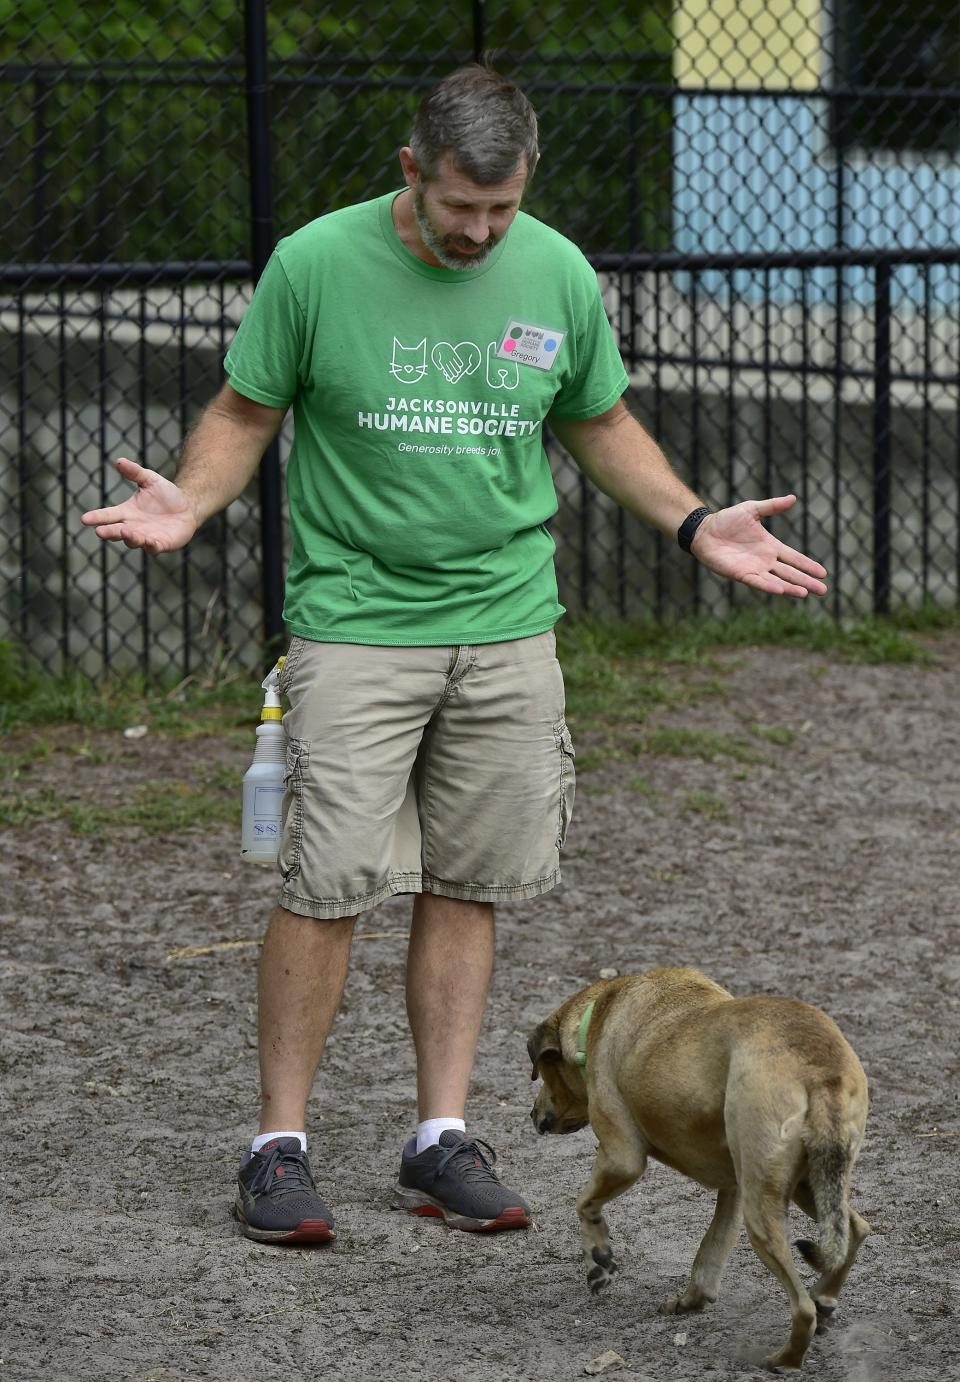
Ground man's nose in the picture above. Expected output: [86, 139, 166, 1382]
[462, 217, 489, 244]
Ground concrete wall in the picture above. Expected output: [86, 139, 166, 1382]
[550, 378, 958, 620]
[0, 298, 283, 681]
[673, 95, 960, 309]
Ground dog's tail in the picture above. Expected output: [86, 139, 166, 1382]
[795, 1091, 860, 1273]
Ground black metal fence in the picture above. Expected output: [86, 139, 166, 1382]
[2, 1, 959, 680]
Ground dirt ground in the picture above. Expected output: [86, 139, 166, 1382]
[2, 635, 958, 1382]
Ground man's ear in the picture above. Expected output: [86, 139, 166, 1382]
[398, 146, 421, 189]
[527, 1019, 561, 1080]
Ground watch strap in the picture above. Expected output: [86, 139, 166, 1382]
[677, 506, 712, 553]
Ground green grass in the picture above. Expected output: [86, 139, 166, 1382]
[556, 606, 953, 734]
[576, 724, 788, 775]
[625, 775, 657, 796]
[0, 770, 239, 835]
[551, 605, 955, 774]
[677, 790, 730, 821]
[750, 722, 798, 747]
[1, 608, 951, 739]
[637, 726, 769, 765]
[557, 605, 950, 669]
[0, 640, 262, 738]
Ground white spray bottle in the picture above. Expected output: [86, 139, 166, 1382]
[240, 656, 286, 865]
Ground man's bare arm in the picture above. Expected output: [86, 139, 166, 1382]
[549, 399, 828, 599]
[176, 382, 287, 526]
[82, 382, 287, 554]
[548, 399, 700, 537]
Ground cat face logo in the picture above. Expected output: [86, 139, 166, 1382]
[390, 338, 428, 384]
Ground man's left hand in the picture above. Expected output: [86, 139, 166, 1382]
[691, 495, 827, 598]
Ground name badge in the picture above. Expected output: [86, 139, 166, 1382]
[495, 320, 566, 371]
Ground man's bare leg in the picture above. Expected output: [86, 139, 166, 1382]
[405, 894, 495, 1119]
[257, 904, 356, 1132]
[234, 905, 352, 1243]
[397, 894, 529, 1229]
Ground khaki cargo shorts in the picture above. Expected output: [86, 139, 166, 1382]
[275, 630, 576, 919]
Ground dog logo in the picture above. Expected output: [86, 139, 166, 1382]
[486, 341, 520, 390]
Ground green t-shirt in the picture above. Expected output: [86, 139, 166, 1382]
[224, 192, 629, 645]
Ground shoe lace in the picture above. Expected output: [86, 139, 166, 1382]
[431, 1137, 500, 1186]
[247, 1145, 316, 1199]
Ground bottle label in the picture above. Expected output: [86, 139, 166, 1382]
[253, 785, 284, 838]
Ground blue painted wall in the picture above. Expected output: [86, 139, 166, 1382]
[673, 94, 960, 307]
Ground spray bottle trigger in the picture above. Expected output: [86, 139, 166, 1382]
[261, 655, 286, 694]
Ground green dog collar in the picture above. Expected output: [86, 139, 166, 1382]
[573, 1000, 595, 1070]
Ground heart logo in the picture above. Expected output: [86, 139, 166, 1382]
[431, 341, 482, 384]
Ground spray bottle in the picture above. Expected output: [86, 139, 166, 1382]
[240, 656, 286, 865]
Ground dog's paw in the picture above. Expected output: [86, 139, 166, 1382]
[660, 1290, 713, 1315]
[660, 1297, 681, 1316]
[585, 1246, 618, 1295]
[813, 1297, 837, 1333]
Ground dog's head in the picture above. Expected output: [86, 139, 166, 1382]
[528, 1009, 590, 1135]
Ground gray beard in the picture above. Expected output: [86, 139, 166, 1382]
[413, 191, 496, 271]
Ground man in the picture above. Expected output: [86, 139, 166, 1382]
[82, 64, 826, 1245]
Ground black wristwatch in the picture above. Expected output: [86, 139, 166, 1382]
[677, 506, 712, 553]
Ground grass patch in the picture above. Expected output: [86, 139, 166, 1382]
[750, 722, 798, 747]
[677, 790, 730, 821]
[625, 775, 657, 796]
[556, 622, 731, 735]
[570, 723, 789, 774]
[650, 867, 679, 882]
[637, 726, 767, 765]
[573, 744, 622, 774]
[555, 607, 946, 744]
[0, 641, 262, 739]
[0, 773, 239, 835]
[558, 605, 943, 677]
[1, 604, 952, 741]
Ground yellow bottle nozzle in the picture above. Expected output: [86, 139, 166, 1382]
[260, 655, 287, 721]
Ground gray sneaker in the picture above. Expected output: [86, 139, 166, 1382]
[234, 1137, 335, 1244]
[392, 1130, 530, 1232]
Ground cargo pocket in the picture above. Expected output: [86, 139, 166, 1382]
[554, 718, 576, 851]
[278, 737, 310, 884]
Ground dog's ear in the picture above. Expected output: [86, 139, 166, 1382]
[528, 1019, 562, 1080]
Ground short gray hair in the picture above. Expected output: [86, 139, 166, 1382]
[410, 63, 539, 185]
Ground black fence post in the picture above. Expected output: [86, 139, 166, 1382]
[873, 260, 892, 616]
[244, 0, 285, 658]
[32, 76, 50, 260]
[472, 0, 486, 61]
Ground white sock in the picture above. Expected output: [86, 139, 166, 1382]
[416, 1117, 466, 1154]
[251, 1130, 306, 1154]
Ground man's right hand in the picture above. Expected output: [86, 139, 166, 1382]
[81, 457, 199, 553]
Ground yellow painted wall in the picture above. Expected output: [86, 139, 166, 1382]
[674, 0, 822, 90]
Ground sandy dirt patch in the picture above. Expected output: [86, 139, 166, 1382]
[2, 637, 958, 1380]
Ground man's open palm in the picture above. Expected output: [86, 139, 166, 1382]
[692, 495, 827, 598]
[81, 457, 198, 553]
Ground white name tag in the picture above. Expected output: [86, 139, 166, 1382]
[495, 320, 566, 371]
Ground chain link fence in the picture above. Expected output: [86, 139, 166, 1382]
[2, 1, 959, 680]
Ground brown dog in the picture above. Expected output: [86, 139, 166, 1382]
[528, 967, 870, 1372]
